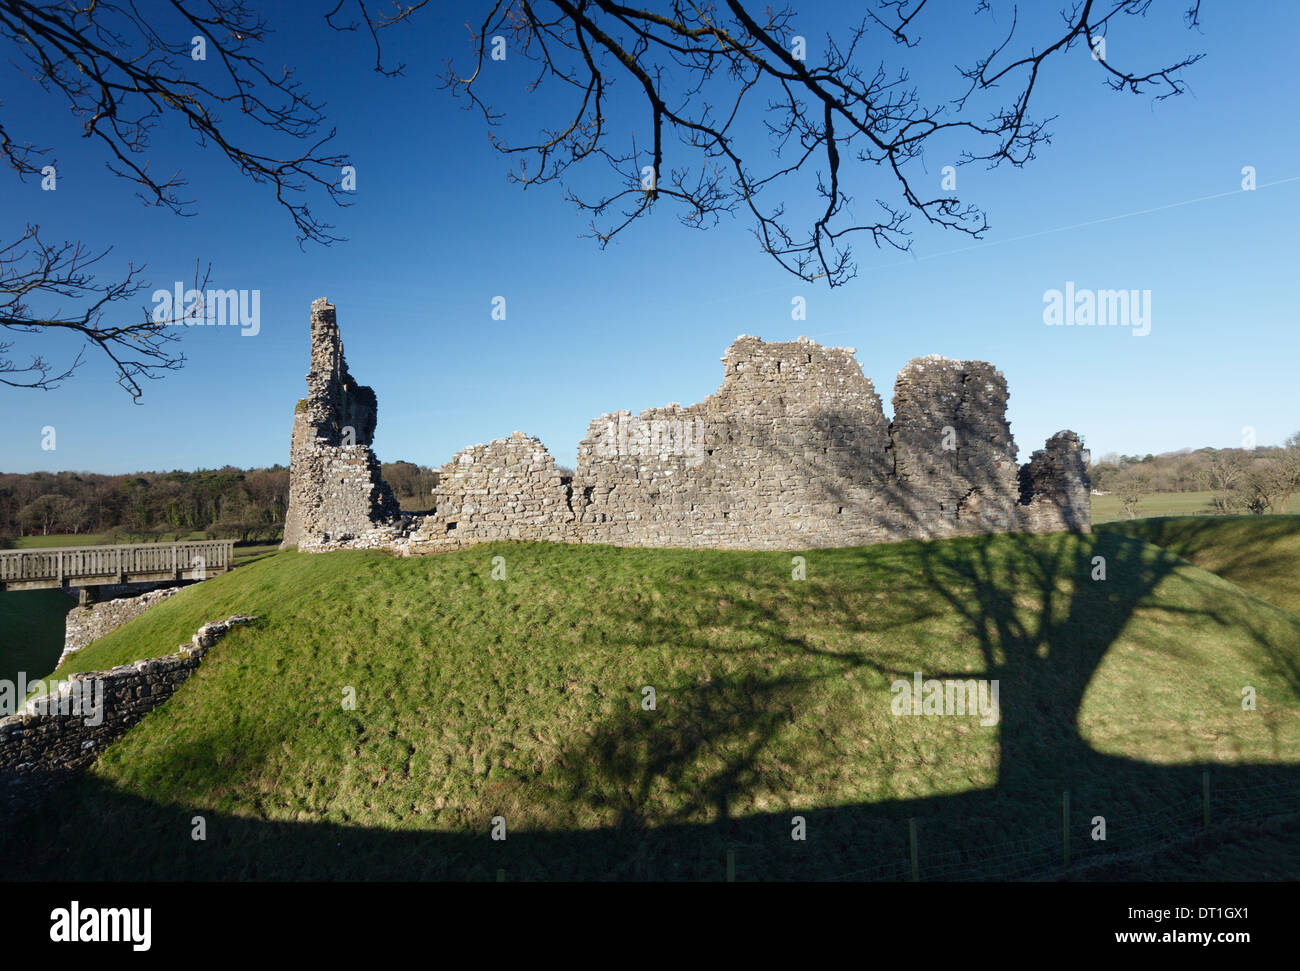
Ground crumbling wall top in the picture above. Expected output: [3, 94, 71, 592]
[303, 297, 379, 447]
[288, 299, 1091, 553]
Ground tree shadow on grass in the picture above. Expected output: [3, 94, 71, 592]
[4, 400, 1299, 882]
[4, 522, 1297, 881]
[1098, 515, 1300, 614]
[538, 524, 1300, 879]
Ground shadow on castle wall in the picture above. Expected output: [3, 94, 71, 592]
[281, 300, 1091, 554]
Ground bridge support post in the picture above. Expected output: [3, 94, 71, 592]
[78, 586, 97, 607]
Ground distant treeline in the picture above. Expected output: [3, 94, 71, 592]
[381, 461, 440, 512]
[1089, 434, 1300, 515]
[7, 441, 1292, 545]
[0, 460, 439, 545]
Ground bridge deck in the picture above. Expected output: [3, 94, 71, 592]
[0, 540, 235, 592]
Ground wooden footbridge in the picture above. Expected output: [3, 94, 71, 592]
[0, 540, 235, 594]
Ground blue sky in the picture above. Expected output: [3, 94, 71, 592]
[2, 1, 1297, 474]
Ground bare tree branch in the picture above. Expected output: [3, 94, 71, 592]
[341, 0, 1206, 286]
[2, 0, 354, 398]
[0, 224, 209, 401]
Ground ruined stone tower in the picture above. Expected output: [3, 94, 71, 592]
[281, 298, 401, 549]
[283, 299, 1090, 554]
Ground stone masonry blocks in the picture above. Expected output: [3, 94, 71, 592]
[283, 300, 1090, 555]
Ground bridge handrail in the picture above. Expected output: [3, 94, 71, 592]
[0, 539, 235, 583]
[0, 540, 235, 554]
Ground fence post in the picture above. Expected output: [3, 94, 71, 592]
[1062, 791, 1070, 868]
[726, 849, 735, 883]
[909, 819, 919, 882]
[1203, 771, 1210, 831]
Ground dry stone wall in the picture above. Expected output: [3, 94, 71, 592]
[285, 300, 1090, 555]
[0, 615, 254, 814]
[61, 587, 182, 666]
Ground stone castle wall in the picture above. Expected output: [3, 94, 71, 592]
[567, 337, 902, 549]
[282, 299, 402, 550]
[410, 432, 575, 549]
[889, 356, 1024, 536]
[1018, 430, 1092, 532]
[284, 300, 1090, 555]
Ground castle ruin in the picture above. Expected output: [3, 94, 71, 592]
[283, 298, 1090, 554]
[282, 300, 402, 549]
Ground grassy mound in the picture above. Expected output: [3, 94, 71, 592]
[1098, 515, 1300, 614]
[6, 531, 1299, 880]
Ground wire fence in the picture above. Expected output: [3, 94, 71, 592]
[456, 775, 1298, 882]
[803, 776, 1299, 882]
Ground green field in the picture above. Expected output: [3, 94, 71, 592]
[0, 589, 75, 691]
[1090, 490, 1298, 523]
[11, 533, 109, 549]
[4, 525, 1297, 881]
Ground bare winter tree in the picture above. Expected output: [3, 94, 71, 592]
[1277, 432, 1300, 513]
[1116, 467, 1147, 520]
[0, 226, 211, 399]
[4, 0, 1207, 399]
[1206, 450, 1247, 514]
[344, 0, 1206, 286]
[1242, 433, 1300, 514]
[0, 0, 349, 399]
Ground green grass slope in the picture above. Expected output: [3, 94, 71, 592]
[1099, 515, 1300, 614]
[6, 532, 1299, 881]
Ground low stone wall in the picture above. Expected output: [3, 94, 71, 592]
[60, 587, 182, 665]
[0, 615, 255, 814]
[62, 579, 183, 604]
